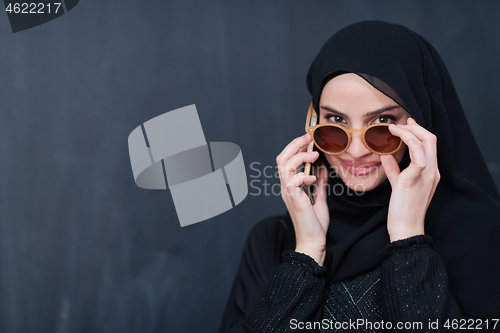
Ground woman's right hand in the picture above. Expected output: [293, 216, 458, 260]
[276, 133, 330, 266]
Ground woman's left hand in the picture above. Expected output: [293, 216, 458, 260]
[380, 117, 441, 242]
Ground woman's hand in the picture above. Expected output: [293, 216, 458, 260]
[276, 133, 330, 265]
[380, 118, 441, 242]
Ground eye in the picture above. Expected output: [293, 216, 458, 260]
[327, 114, 347, 124]
[373, 115, 396, 124]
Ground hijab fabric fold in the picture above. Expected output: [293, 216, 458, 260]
[304, 20, 500, 318]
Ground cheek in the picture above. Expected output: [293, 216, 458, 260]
[323, 154, 339, 168]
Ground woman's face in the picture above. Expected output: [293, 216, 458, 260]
[319, 73, 411, 192]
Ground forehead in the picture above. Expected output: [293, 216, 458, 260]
[319, 73, 399, 116]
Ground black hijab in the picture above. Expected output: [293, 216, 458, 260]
[304, 20, 500, 319]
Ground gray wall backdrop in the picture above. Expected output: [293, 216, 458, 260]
[0, 1, 499, 332]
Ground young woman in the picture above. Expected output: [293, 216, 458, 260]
[220, 21, 500, 332]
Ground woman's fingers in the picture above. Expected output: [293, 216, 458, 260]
[389, 123, 422, 154]
[380, 154, 400, 185]
[404, 139, 428, 181]
[277, 134, 327, 213]
[276, 134, 316, 182]
[396, 118, 438, 169]
[388, 118, 440, 188]
[277, 135, 330, 266]
[385, 118, 440, 242]
[279, 151, 319, 180]
[283, 172, 316, 201]
[389, 123, 428, 180]
[298, 146, 307, 153]
[276, 133, 312, 166]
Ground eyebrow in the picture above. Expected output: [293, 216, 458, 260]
[319, 105, 401, 118]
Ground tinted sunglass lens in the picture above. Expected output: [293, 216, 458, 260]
[365, 126, 401, 153]
[314, 126, 349, 153]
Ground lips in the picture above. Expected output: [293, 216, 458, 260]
[338, 158, 382, 176]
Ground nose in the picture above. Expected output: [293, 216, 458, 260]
[346, 133, 372, 158]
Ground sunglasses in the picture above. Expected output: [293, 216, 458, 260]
[305, 103, 403, 155]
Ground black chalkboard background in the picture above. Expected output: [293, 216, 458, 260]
[0, 1, 499, 332]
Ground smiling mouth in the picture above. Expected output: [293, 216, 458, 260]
[338, 158, 382, 176]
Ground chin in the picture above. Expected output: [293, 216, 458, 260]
[340, 173, 387, 193]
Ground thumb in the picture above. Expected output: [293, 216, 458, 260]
[380, 154, 400, 186]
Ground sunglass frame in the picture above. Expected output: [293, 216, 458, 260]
[305, 102, 403, 155]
